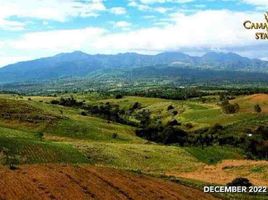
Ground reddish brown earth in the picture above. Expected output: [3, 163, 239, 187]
[0, 164, 220, 200]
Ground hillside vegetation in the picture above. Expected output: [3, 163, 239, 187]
[0, 93, 267, 200]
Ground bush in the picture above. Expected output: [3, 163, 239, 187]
[115, 94, 123, 99]
[221, 100, 240, 114]
[1, 148, 20, 170]
[112, 133, 118, 139]
[227, 177, 253, 187]
[58, 96, 84, 107]
[132, 102, 142, 110]
[254, 104, 262, 113]
[167, 119, 181, 126]
[36, 132, 44, 141]
[172, 110, 178, 116]
[50, 99, 60, 104]
[208, 123, 224, 134]
[185, 123, 193, 129]
[167, 105, 174, 110]
[81, 111, 87, 116]
[159, 126, 187, 145]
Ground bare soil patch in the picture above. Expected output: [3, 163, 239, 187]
[0, 164, 220, 200]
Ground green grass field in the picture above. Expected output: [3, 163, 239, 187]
[0, 93, 267, 200]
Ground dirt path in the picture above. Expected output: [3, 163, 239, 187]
[0, 164, 220, 200]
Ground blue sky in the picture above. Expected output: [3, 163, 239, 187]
[0, 0, 268, 66]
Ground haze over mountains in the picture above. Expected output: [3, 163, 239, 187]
[0, 51, 268, 84]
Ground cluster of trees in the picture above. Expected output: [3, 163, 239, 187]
[51, 96, 84, 107]
[84, 102, 128, 124]
[136, 124, 187, 145]
[220, 100, 240, 114]
[201, 86, 268, 96]
[112, 87, 207, 100]
[136, 114, 268, 160]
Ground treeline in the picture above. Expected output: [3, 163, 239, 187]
[111, 87, 207, 100]
[100, 86, 268, 101]
[50, 96, 142, 126]
[137, 119, 268, 159]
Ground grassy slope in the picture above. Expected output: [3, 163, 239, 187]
[0, 94, 267, 200]
[95, 95, 268, 132]
[185, 146, 244, 164]
[76, 142, 203, 173]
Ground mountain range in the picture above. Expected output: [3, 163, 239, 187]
[0, 51, 268, 84]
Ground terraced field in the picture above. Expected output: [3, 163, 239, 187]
[0, 164, 220, 200]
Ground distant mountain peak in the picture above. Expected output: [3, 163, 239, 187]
[0, 51, 267, 84]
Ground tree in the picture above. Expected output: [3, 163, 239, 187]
[227, 177, 253, 187]
[136, 109, 151, 128]
[36, 132, 44, 141]
[132, 102, 142, 110]
[221, 101, 240, 114]
[115, 94, 123, 99]
[254, 104, 262, 113]
[159, 126, 187, 145]
[172, 110, 178, 116]
[167, 105, 174, 111]
[167, 119, 180, 126]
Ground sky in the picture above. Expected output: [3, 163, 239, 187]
[0, 0, 268, 66]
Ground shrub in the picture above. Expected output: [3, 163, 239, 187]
[81, 111, 87, 116]
[172, 110, 178, 116]
[112, 133, 118, 139]
[159, 126, 187, 145]
[208, 123, 224, 134]
[254, 104, 262, 113]
[167, 105, 174, 110]
[1, 148, 20, 170]
[167, 119, 181, 126]
[132, 102, 142, 110]
[221, 100, 240, 114]
[36, 132, 44, 141]
[185, 123, 193, 129]
[50, 99, 60, 104]
[115, 94, 123, 99]
[227, 177, 253, 187]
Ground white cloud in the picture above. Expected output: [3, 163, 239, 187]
[10, 27, 106, 51]
[154, 7, 170, 13]
[128, 0, 173, 13]
[0, 19, 25, 31]
[0, 0, 106, 30]
[113, 21, 132, 29]
[242, 0, 268, 6]
[110, 7, 127, 15]
[139, 0, 193, 4]
[128, 1, 151, 11]
[96, 10, 260, 53]
[1, 9, 266, 66]
[0, 55, 33, 67]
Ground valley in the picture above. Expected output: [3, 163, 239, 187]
[0, 91, 267, 199]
